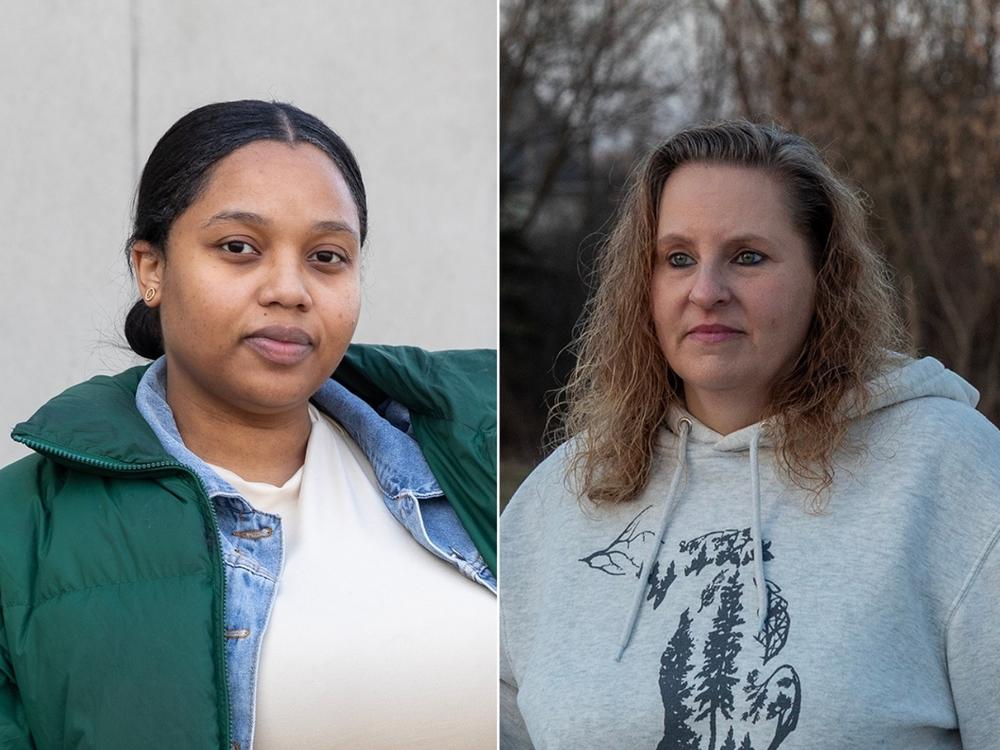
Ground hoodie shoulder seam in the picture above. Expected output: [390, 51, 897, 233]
[943, 517, 1000, 652]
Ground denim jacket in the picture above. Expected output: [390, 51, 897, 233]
[135, 357, 495, 750]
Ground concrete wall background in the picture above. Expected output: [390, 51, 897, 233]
[0, 0, 497, 466]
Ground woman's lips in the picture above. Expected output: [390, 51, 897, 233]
[244, 328, 314, 365]
[687, 325, 743, 343]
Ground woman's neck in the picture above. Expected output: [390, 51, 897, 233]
[167, 383, 312, 486]
[683, 386, 767, 436]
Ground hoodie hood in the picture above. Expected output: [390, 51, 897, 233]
[662, 354, 978, 451]
[616, 355, 979, 660]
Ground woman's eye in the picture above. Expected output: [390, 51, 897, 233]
[310, 249, 345, 265]
[667, 252, 695, 268]
[221, 240, 256, 255]
[734, 249, 764, 265]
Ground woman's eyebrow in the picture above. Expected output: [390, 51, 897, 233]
[312, 220, 360, 240]
[656, 232, 774, 247]
[202, 211, 359, 240]
[656, 232, 691, 247]
[201, 210, 268, 228]
[726, 233, 773, 246]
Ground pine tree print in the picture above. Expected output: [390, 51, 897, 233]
[680, 529, 772, 574]
[583, 524, 801, 748]
[647, 560, 677, 609]
[657, 608, 701, 750]
[694, 574, 745, 750]
[698, 569, 728, 612]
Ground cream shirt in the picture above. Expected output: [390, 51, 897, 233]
[211, 406, 496, 749]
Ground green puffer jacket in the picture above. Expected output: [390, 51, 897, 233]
[0, 344, 496, 749]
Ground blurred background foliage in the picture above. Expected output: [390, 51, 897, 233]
[500, 0, 1000, 503]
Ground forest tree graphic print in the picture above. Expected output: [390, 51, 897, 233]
[581, 507, 801, 750]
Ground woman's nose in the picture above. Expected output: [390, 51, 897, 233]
[687, 265, 732, 308]
[258, 252, 312, 310]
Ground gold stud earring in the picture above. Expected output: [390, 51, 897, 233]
[144, 287, 157, 302]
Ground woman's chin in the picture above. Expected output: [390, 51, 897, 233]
[678, 366, 756, 395]
[223, 372, 327, 415]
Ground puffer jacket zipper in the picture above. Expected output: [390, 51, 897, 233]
[12, 434, 234, 750]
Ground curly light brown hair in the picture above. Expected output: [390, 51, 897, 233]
[553, 120, 908, 507]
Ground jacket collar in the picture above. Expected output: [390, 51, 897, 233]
[136, 356, 443, 501]
[12, 365, 170, 469]
[14, 358, 444, 502]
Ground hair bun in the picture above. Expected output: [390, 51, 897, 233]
[124, 299, 165, 360]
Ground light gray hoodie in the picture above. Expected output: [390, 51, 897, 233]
[500, 357, 1000, 750]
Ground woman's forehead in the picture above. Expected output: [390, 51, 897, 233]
[183, 141, 361, 234]
[656, 164, 797, 242]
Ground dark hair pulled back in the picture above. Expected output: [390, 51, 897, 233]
[124, 99, 368, 359]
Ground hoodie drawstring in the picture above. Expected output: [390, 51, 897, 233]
[749, 426, 768, 636]
[614, 419, 770, 662]
[615, 418, 691, 662]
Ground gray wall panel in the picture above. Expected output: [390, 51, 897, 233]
[1, 0, 135, 464]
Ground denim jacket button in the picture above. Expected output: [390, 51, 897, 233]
[232, 527, 273, 540]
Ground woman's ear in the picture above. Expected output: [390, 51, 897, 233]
[132, 241, 164, 308]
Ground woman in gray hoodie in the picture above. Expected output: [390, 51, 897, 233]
[500, 120, 1000, 750]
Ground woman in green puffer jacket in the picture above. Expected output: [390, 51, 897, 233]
[0, 100, 496, 750]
